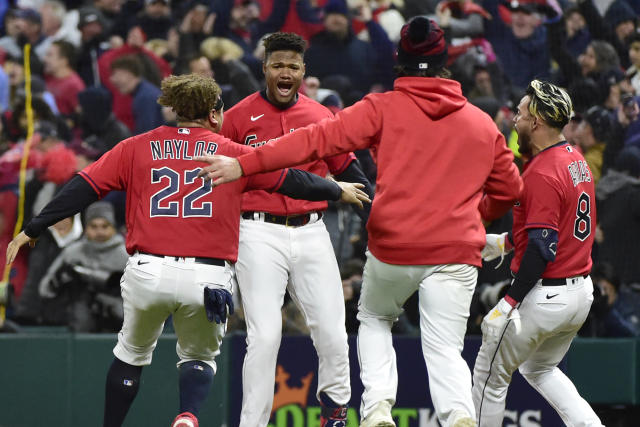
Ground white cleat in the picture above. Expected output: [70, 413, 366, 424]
[359, 400, 395, 427]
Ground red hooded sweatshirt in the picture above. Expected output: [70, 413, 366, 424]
[239, 77, 523, 266]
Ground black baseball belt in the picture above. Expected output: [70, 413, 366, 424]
[138, 252, 225, 266]
[541, 275, 588, 286]
[241, 211, 323, 227]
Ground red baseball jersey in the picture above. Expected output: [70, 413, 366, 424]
[511, 142, 596, 278]
[79, 126, 287, 261]
[221, 91, 355, 216]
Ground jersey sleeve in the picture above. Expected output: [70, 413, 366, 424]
[246, 169, 288, 192]
[478, 132, 523, 221]
[324, 152, 356, 175]
[233, 141, 288, 192]
[522, 172, 563, 231]
[238, 96, 382, 175]
[78, 140, 130, 198]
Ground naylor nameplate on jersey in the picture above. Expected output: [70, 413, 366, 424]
[150, 139, 218, 160]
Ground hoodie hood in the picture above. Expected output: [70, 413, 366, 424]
[394, 77, 466, 120]
[596, 169, 640, 200]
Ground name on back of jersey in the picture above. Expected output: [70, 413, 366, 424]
[150, 139, 218, 160]
[567, 160, 591, 187]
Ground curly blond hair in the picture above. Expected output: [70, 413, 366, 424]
[526, 80, 573, 129]
[157, 74, 221, 121]
[200, 37, 244, 62]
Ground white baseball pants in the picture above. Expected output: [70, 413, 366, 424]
[357, 252, 477, 426]
[236, 218, 350, 427]
[113, 252, 233, 371]
[472, 276, 604, 427]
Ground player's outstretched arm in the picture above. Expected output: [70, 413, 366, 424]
[6, 175, 99, 264]
[276, 169, 370, 206]
[195, 155, 243, 186]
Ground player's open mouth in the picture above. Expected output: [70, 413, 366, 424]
[277, 82, 294, 97]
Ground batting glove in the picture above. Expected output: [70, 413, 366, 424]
[204, 287, 234, 324]
[481, 297, 520, 342]
[481, 232, 514, 267]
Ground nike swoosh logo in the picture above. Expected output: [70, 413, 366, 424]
[546, 293, 559, 299]
[138, 260, 150, 265]
[250, 114, 264, 121]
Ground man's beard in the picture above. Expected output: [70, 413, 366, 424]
[517, 131, 533, 156]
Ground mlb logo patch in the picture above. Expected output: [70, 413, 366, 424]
[178, 128, 190, 134]
[123, 379, 134, 386]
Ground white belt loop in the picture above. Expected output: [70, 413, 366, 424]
[310, 212, 318, 223]
[567, 276, 583, 289]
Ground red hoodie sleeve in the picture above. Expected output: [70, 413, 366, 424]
[479, 132, 523, 221]
[239, 97, 382, 175]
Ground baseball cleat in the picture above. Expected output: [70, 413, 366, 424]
[359, 400, 395, 427]
[171, 411, 199, 427]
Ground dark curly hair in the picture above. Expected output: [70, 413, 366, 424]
[157, 74, 221, 121]
[263, 32, 306, 59]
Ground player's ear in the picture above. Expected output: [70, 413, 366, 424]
[209, 110, 219, 128]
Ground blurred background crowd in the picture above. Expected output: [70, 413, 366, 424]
[0, 0, 639, 341]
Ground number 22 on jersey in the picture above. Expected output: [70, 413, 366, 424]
[150, 167, 212, 217]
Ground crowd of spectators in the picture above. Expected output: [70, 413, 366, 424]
[0, 0, 639, 338]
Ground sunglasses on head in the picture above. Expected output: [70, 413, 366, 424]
[213, 97, 224, 112]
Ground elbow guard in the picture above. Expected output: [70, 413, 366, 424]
[527, 228, 558, 263]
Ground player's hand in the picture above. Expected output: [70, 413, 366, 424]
[481, 232, 513, 264]
[337, 182, 371, 209]
[481, 298, 520, 342]
[6, 231, 36, 265]
[204, 286, 234, 324]
[195, 155, 244, 186]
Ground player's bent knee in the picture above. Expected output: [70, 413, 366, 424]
[519, 366, 556, 386]
[247, 329, 282, 349]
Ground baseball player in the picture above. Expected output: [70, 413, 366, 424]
[5, 74, 369, 427]
[220, 32, 373, 427]
[197, 18, 522, 427]
[472, 80, 604, 426]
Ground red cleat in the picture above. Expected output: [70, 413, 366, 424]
[171, 412, 199, 427]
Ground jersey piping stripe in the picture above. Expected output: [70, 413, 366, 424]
[78, 171, 101, 197]
[333, 156, 355, 176]
[477, 318, 513, 426]
[267, 169, 287, 193]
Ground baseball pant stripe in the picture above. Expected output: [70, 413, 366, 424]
[477, 319, 512, 425]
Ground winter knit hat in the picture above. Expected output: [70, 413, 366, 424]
[604, 0, 636, 29]
[84, 201, 116, 227]
[397, 16, 448, 71]
[324, 0, 349, 16]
